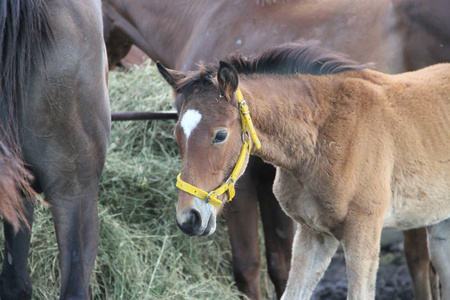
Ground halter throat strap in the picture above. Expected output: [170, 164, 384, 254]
[176, 88, 261, 207]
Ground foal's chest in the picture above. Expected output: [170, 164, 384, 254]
[272, 168, 337, 233]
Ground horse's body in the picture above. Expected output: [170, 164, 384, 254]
[0, 0, 110, 299]
[103, 0, 450, 73]
[103, 0, 450, 298]
[158, 43, 450, 300]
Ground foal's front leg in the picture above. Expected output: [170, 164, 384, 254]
[342, 216, 383, 300]
[281, 224, 339, 300]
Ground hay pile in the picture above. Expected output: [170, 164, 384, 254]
[2, 62, 250, 299]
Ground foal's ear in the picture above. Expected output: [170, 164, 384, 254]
[156, 61, 186, 88]
[218, 61, 239, 100]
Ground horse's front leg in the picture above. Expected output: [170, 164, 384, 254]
[281, 224, 339, 300]
[225, 158, 262, 300]
[0, 197, 34, 299]
[341, 215, 383, 300]
[427, 218, 450, 299]
[257, 163, 294, 299]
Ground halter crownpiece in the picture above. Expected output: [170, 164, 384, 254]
[176, 88, 261, 207]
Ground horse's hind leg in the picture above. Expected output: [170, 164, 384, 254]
[25, 80, 109, 299]
[427, 219, 450, 299]
[24, 122, 108, 299]
[0, 198, 34, 299]
[48, 187, 100, 298]
[23, 1, 110, 298]
[403, 228, 437, 300]
[256, 159, 294, 299]
[430, 263, 440, 300]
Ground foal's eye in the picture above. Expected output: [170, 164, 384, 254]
[213, 130, 228, 144]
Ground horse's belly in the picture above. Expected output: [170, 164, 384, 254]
[384, 173, 450, 230]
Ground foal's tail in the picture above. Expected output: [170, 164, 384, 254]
[0, 0, 52, 230]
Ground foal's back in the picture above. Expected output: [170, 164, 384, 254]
[376, 63, 450, 228]
[384, 63, 449, 158]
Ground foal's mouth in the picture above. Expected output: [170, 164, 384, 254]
[176, 205, 216, 236]
[201, 214, 215, 236]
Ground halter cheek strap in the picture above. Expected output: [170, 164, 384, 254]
[176, 88, 261, 207]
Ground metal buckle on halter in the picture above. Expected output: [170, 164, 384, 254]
[239, 100, 250, 115]
[206, 191, 220, 204]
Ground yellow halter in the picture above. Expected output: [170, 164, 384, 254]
[176, 88, 261, 207]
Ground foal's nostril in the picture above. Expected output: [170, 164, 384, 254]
[189, 209, 201, 231]
[177, 209, 203, 236]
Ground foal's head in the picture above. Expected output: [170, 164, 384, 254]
[159, 41, 365, 236]
[158, 61, 249, 236]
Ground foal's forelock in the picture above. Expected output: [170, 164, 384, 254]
[175, 65, 218, 96]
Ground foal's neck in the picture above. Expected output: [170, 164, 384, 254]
[241, 72, 354, 173]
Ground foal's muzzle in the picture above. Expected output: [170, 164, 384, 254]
[176, 209, 214, 236]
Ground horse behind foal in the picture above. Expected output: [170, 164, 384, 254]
[158, 43, 450, 299]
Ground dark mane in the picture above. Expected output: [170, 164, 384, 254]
[176, 64, 218, 95]
[227, 41, 368, 76]
[176, 41, 368, 95]
[0, 0, 53, 152]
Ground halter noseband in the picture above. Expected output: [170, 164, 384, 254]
[176, 88, 261, 207]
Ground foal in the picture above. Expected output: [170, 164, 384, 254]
[158, 43, 450, 299]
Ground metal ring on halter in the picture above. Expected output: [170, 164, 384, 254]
[241, 130, 249, 144]
[225, 177, 234, 185]
[206, 191, 220, 204]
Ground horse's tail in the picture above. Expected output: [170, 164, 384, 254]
[0, 0, 52, 230]
[0, 141, 34, 230]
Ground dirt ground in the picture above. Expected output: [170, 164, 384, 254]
[312, 242, 414, 300]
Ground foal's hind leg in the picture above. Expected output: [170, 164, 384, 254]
[0, 198, 34, 299]
[281, 224, 339, 300]
[427, 219, 450, 299]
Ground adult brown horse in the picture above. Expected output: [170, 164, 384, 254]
[0, 0, 110, 299]
[102, 0, 450, 298]
[157, 42, 450, 299]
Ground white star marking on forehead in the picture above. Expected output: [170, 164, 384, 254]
[180, 109, 202, 140]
